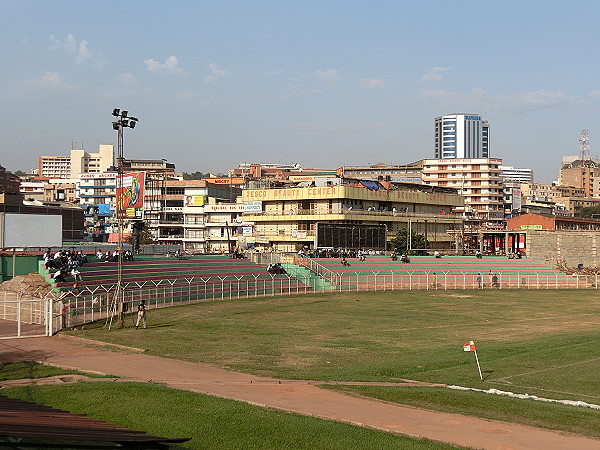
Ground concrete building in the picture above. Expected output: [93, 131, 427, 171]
[229, 163, 336, 180]
[38, 145, 114, 179]
[241, 177, 464, 252]
[558, 158, 600, 198]
[143, 179, 242, 252]
[434, 114, 489, 159]
[500, 165, 533, 184]
[0, 166, 20, 194]
[43, 180, 78, 203]
[19, 181, 45, 202]
[421, 158, 504, 225]
[336, 161, 423, 184]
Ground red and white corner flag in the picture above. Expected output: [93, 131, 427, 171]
[462, 340, 483, 381]
[463, 341, 476, 352]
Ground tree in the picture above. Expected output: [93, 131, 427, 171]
[389, 228, 429, 255]
[183, 171, 206, 180]
[577, 206, 600, 219]
[13, 170, 27, 177]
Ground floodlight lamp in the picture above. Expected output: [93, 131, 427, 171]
[130, 117, 138, 122]
[112, 108, 120, 117]
[121, 119, 129, 127]
[121, 110, 128, 118]
[129, 121, 136, 129]
[112, 122, 120, 130]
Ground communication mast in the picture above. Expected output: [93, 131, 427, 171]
[579, 129, 591, 162]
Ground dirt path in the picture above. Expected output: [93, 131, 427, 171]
[1, 336, 598, 450]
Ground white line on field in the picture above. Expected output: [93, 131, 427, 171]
[497, 356, 600, 381]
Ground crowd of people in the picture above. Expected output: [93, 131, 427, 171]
[95, 249, 134, 262]
[297, 248, 384, 259]
[43, 249, 88, 284]
[267, 263, 287, 274]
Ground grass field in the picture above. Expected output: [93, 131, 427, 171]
[2, 382, 455, 449]
[63, 288, 600, 438]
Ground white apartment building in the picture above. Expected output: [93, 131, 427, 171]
[38, 145, 114, 179]
[434, 114, 489, 159]
[422, 158, 504, 225]
[500, 165, 533, 184]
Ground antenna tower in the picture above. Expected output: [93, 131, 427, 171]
[579, 129, 591, 162]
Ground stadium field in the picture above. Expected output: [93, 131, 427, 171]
[67, 289, 600, 436]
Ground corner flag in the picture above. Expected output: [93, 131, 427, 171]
[462, 340, 483, 381]
[463, 341, 476, 352]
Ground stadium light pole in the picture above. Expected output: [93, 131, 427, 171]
[110, 108, 139, 329]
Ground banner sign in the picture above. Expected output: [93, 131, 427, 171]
[184, 195, 205, 207]
[117, 172, 145, 219]
[288, 175, 316, 182]
[520, 224, 543, 230]
[244, 201, 263, 212]
[206, 177, 244, 185]
[203, 204, 245, 212]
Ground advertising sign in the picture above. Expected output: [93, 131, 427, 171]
[117, 172, 145, 219]
[203, 204, 245, 212]
[184, 195, 205, 207]
[288, 175, 316, 182]
[242, 226, 253, 236]
[206, 177, 244, 185]
[244, 201, 263, 212]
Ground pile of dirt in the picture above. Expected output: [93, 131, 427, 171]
[0, 273, 53, 298]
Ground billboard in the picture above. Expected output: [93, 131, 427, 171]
[117, 172, 145, 219]
[184, 195, 205, 207]
[2, 213, 62, 247]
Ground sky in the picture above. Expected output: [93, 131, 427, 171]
[2, 0, 600, 183]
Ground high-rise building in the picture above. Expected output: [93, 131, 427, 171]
[422, 158, 504, 225]
[434, 113, 489, 159]
[38, 145, 114, 179]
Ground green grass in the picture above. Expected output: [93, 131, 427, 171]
[0, 361, 107, 381]
[64, 289, 600, 438]
[2, 382, 455, 450]
[324, 385, 600, 438]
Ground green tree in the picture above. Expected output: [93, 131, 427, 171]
[576, 206, 600, 219]
[389, 228, 429, 255]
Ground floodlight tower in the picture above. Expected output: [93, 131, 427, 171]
[109, 108, 139, 329]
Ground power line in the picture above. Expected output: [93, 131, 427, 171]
[301, 91, 600, 165]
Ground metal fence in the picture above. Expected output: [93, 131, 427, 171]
[2, 262, 598, 338]
[0, 291, 56, 339]
[297, 271, 599, 291]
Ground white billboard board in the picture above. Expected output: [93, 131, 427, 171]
[2, 213, 62, 247]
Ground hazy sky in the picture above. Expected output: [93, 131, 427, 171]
[2, 0, 600, 183]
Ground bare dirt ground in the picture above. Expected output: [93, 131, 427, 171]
[1, 335, 599, 450]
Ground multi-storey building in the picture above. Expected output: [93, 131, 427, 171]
[229, 163, 336, 180]
[0, 166, 20, 194]
[499, 165, 533, 184]
[43, 180, 78, 203]
[336, 161, 423, 183]
[434, 114, 489, 159]
[421, 158, 503, 225]
[558, 158, 600, 198]
[38, 145, 114, 179]
[78, 173, 118, 242]
[143, 179, 242, 252]
[241, 177, 464, 252]
[19, 180, 45, 202]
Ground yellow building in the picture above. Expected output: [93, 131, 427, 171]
[241, 178, 464, 252]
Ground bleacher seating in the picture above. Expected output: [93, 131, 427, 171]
[302, 255, 585, 289]
[40, 255, 307, 297]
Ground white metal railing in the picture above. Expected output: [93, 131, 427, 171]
[4, 269, 597, 337]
